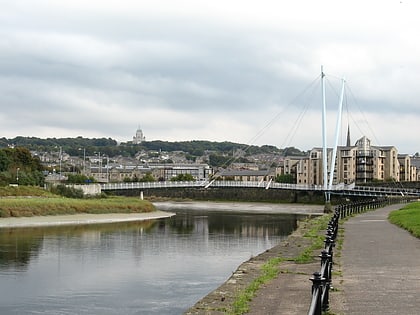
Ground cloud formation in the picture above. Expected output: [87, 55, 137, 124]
[0, 0, 419, 153]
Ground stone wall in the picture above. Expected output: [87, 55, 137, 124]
[107, 187, 330, 204]
[68, 184, 102, 196]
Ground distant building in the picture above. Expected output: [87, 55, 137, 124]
[133, 126, 146, 144]
[286, 136, 416, 185]
[86, 162, 212, 183]
[217, 169, 273, 182]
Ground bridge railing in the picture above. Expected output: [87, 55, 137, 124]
[352, 185, 420, 197]
[101, 181, 420, 198]
[101, 181, 208, 190]
[307, 197, 413, 315]
[102, 180, 347, 191]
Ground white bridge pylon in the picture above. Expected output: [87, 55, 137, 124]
[321, 66, 346, 203]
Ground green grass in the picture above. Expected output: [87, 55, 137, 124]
[294, 214, 331, 263]
[0, 186, 54, 197]
[0, 196, 156, 217]
[388, 202, 420, 238]
[228, 257, 284, 315]
[0, 186, 156, 217]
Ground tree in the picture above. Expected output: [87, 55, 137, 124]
[0, 150, 11, 172]
[139, 173, 156, 182]
[0, 147, 45, 186]
[66, 174, 96, 184]
[170, 174, 195, 181]
[275, 174, 294, 184]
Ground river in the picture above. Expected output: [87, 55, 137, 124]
[0, 202, 322, 314]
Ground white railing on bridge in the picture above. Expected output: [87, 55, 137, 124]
[100, 181, 419, 197]
[101, 181, 207, 190]
[101, 181, 352, 191]
[352, 185, 420, 196]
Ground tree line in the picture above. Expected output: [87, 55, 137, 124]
[0, 136, 305, 159]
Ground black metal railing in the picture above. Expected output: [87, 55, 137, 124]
[307, 196, 412, 315]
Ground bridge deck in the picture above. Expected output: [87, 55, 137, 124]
[101, 181, 420, 197]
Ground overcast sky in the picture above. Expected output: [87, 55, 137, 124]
[1, 0, 419, 153]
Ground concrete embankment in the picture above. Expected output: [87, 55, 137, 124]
[0, 210, 175, 228]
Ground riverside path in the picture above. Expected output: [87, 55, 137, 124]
[187, 203, 419, 315]
[244, 203, 420, 315]
[339, 203, 420, 314]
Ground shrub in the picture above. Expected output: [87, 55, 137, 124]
[50, 185, 84, 198]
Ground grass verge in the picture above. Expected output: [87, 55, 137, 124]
[228, 257, 284, 315]
[294, 214, 331, 263]
[388, 201, 420, 238]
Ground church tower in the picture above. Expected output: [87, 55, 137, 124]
[346, 124, 351, 147]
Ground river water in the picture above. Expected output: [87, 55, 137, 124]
[0, 202, 321, 314]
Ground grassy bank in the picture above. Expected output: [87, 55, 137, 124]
[0, 186, 156, 217]
[389, 201, 420, 238]
[0, 186, 54, 197]
[0, 197, 156, 217]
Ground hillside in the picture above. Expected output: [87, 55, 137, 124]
[0, 137, 306, 158]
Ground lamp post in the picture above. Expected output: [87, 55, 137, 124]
[78, 148, 86, 174]
[94, 151, 102, 182]
[105, 155, 109, 183]
[16, 167, 20, 185]
[59, 146, 62, 180]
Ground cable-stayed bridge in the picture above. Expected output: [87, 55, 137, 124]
[101, 181, 420, 198]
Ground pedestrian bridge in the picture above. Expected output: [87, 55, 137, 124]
[101, 181, 420, 198]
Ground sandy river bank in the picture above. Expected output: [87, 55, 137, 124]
[0, 210, 175, 228]
[0, 201, 323, 228]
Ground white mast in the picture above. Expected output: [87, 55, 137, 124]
[328, 77, 346, 190]
[321, 66, 328, 196]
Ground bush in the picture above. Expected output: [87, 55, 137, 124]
[50, 185, 84, 198]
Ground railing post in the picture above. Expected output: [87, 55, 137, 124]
[309, 272, 323, 315]
[319, 250, 331, 312]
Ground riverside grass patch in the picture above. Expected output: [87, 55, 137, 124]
[389, 202, 420, 238]
[0, 186, 54, 197]
[0, 197, 156, 217]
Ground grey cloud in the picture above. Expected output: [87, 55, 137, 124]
[0, 1, 418, 154]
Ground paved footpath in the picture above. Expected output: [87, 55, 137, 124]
[340, 203, 420, 314]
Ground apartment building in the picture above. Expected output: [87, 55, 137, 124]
[287, 136, 415, 186]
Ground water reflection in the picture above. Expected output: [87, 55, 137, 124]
[0, 206, 305, 314]
[0, 221, 157, 271]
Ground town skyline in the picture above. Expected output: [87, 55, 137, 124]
[1, 1, 419, 154]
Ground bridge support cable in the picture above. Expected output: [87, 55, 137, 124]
[204, 179, 215, 189]
[265, 178, 272, 190]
